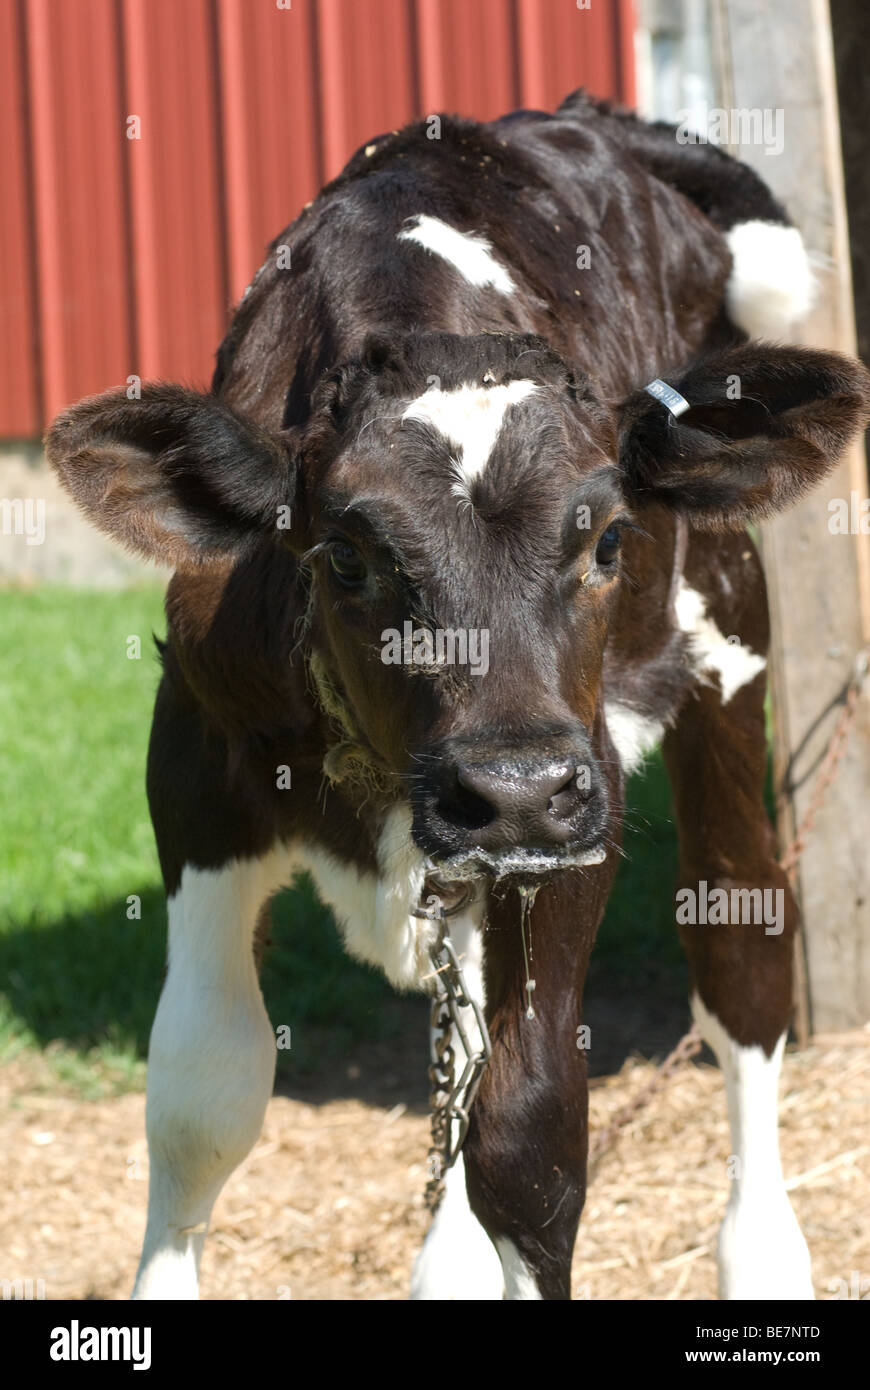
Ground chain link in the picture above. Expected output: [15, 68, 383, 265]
[414, 896, 492, 1213]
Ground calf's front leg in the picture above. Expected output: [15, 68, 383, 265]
[462, 866, 615, 1300]
[133, 855, 285, 1299]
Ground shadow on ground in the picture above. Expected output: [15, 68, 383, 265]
[2, 755, 695, 1109]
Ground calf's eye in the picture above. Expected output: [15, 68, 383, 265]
[329, 541, 367, 589]
[595, 525, 622, 567]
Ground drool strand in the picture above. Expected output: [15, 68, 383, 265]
[518, 884, 540, 1019]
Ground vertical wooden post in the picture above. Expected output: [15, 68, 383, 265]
[712, 0, 870, 1032]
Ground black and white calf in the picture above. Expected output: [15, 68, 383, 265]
[48, 91, 870, 1300]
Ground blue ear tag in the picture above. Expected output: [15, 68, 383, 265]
[644, 378, 690, 417]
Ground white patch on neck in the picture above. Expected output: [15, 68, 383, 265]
[692, 994, 814, 1299]
[676, 579, 766, 703]
[604, 701, 664, 776]
[398, 214, 517, 294]
[724, 221, 815, 340]
[292, 802, 433, 990]
[403, 379, 538, 492]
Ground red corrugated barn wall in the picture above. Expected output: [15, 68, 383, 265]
[0, 0, 635, 437]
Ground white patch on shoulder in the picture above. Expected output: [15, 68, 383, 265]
[676, 579, 766, 703]
[725, 221, 815, 340]
[398, 213, 517, 294]
[495, 1238, 543, 1300]
[403, 379, 537, 491]
[692, 994, 814, 1300]
[604, 701, 664, 775]
[294, 802, 432, 990]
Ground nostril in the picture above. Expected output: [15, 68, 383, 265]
[436, 756, 598, 835]
[438, 771, 496, 832]
[548, 767, 593, 819]
[548, 782, 576, 819]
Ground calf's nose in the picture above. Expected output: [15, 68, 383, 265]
[455, 759, 580, 834]
[436, 752, 598, 853]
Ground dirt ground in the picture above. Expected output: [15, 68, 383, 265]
[3, 1017, 868, 1302]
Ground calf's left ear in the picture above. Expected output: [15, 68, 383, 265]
[46, 383, 297, 569]
[618, 344, 870, 529]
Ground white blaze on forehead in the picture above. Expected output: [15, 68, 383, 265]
[676, 579, 766, 703]
[402, 379, 538, 490]
[397, 214, 517, 294]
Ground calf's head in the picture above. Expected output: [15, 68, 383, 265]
[47, 331, 870, 881]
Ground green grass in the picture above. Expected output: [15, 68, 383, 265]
[596, 752, 682, 968]
[0, 586, 684, 1096]
[0, 587, 167, 1093]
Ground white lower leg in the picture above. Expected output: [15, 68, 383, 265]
[411, 909, 504, 1301]
[495, 1238, 543, 1301]
[132, 856, 285, 1299]
[412, 1154, 504, 1299]
[692, 994, 813, 1300]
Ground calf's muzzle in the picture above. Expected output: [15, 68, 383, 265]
[410, 727, 608, 878]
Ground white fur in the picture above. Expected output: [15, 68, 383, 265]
[136, 800, 599, 1300]
[133, 805, 435, 1298]
[692, 994, 814, 1300]
[725, 221, 815, 340]
[411, 1156, 500, 1295]
[411, 909, 505, 1299]
[132, 854, 288, 1299]
[676, 579, 766, 703]
[403, 379, 538, 493]
[129, 806, 450, 1301]
[398, 213, 517, 294]
[604, 701, 664, 775]
[495, 1238, 543, 1300]
[294, 802, 433, 991]
[412, 1157, 504, 1299]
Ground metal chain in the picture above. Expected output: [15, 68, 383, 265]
[413, 891, 492, 1212]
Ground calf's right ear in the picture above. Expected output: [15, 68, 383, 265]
[617, 344, 870, 529]
[45, 384, 297, 569]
